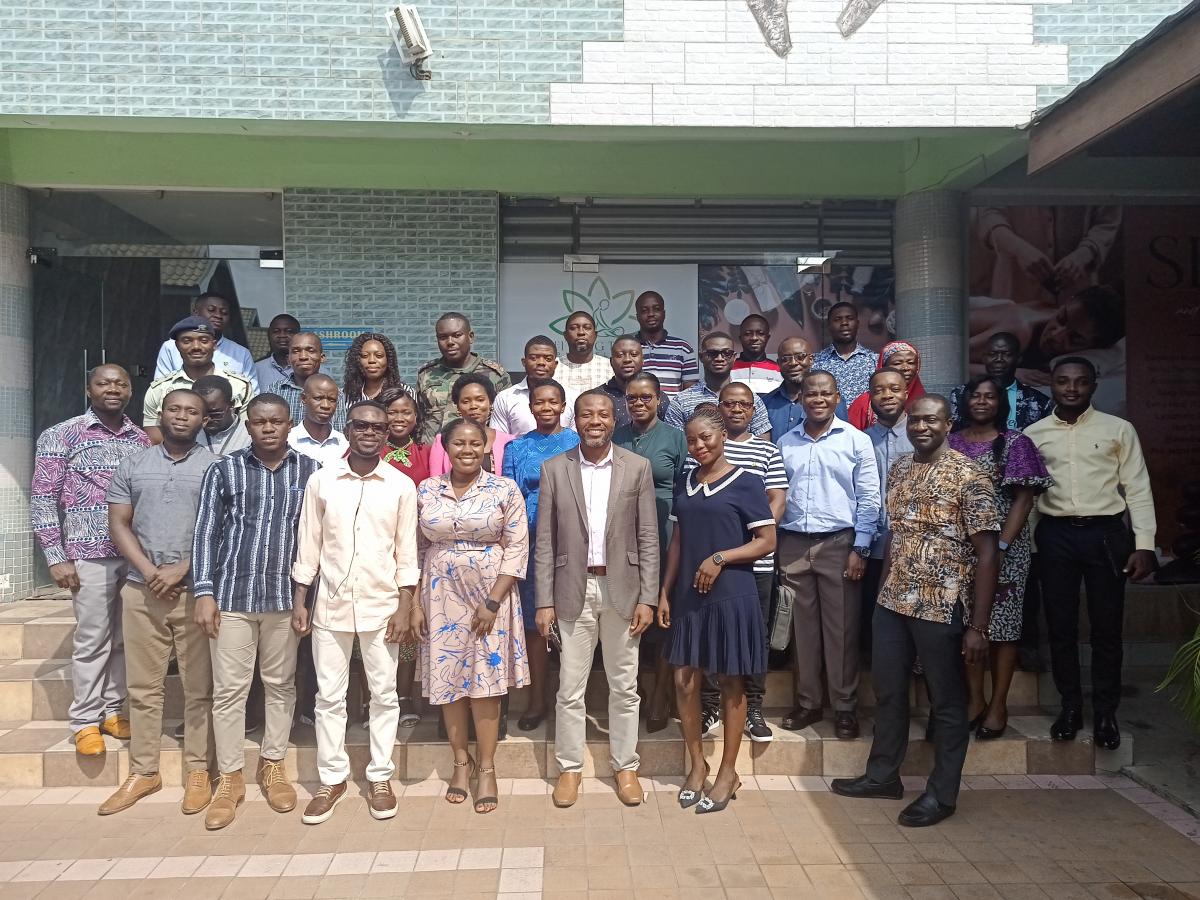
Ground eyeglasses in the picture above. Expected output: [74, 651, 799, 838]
[348, 421, 388, 434]
[703, 349, 736, 359]
[778, 353, 814, 364]
[625, 393, 657, 405]
[719, 400, 754, 410]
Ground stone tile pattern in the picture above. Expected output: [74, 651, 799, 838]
[282, 189, 499, 383]
[1033, 0, 1194, 106]
[0, 185, 33, 603]
[0, 0, 622, 125]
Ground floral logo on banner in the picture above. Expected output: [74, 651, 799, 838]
[549, 276, 636, 339]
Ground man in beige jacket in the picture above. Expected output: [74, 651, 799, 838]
[534, 390, 659, 808]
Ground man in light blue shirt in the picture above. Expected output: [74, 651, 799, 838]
[155, 292, 258, 389]
[777, 371, 880, 740]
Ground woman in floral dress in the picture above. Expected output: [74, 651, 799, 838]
[414, 419, 529, 814]
[949, 375, 1052, 739]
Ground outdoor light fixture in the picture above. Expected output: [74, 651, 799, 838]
[563, 254, 600, 274]
[387, 5, 434, 81]
[797, 251, 841, 274]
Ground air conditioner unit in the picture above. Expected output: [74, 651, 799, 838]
[387, 5, 432, 65]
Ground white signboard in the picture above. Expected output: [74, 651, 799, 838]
[498, 263, 699, 370]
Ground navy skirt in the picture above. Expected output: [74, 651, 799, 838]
[664, 590, 767, 677]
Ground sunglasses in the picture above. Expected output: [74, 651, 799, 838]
[779, 353, 814, 364]
[348, 421, 388, 434]
[703, 349, 736, 359]
[625, 393, 658, 405]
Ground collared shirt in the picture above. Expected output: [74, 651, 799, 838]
[1024, 406, 1157, 551]
[556, 355, 612, 395]
[192, 447, 319, 613]
[287, 423, 349, 468]
[639, 332, 698, 396]
[865, 415, 914, 558]
[199, 419, 252, 457]
[253, 357, 291, 394]
[812, 343, 876, 402]
[490, 378, 578, 436]
[663, 381, 772, 436]
[31, 410, 152, 566]
[105, 442, 217, 587]
[600, 377, 669, 429]
[763, 383, 848, 443]
[580, 446, 614, 567]
[156, 336, 258, 389]
[778, 417, 881, 547]
[730, 357, 783, 394]
[685, 435, 786, 573]
[143, 368, 255, 428]
[292, 459, 420, 632]
[950, 380, 1054, 431]
[878, 449, 1000, 625]
[268, 377, 347, 431]
[415, 353, 512, 444]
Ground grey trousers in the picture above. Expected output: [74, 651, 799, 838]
[69, 558, 128, 731]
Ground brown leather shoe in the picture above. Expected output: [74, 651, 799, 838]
[302, 781, 348, 825]
[181, 770, 212, 815]
[74, 726, 105, 757]
[835, 711, 860, 740]
[257, 759, 297, 813]
[97, 773, 161, 815]
[615, 769, 643, 807]
[204, 771, 246, 831]
[552, 772, 582, 808]
[368, 780, 398, 820]
[100, 715, 131, 740]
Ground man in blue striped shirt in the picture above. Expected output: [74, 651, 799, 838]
[636, 290, 698, 396]
[192, 393, 320, 831]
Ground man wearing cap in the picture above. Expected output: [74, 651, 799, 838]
[155, 292, 259, 388]
[144, 316, 255, 445]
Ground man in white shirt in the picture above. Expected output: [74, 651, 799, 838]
[490, 335, 577, 435]
[155, 293, 258, 389]
[556, 311, 613, 394]
[253, 314, 300, 392]
[292, 400, 419, 825]
[286, 374, 348, 467]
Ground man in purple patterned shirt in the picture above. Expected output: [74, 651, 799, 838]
[31, 364, 151, 757]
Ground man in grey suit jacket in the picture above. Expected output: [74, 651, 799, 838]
[535, 390, 659, 809]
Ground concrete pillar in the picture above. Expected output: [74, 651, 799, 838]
[0, 185, 34, 601]
[893, 190, 967, 394]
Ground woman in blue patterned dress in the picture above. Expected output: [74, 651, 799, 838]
[414, 419, 530, 814]
[501, 380, 579, 731]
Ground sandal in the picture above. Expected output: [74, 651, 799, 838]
[445, 755, 475, 804]
[473, 766, 498, 814]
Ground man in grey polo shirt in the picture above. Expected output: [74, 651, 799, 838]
[98, 388, 219, 817]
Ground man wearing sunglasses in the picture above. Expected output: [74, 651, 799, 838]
[664, 332, 772, 441]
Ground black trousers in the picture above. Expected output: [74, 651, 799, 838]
[702, 572, 775, 711]
[859, 558, 885, 656]
[1018, 554, 1042, 654]
[1035, 515, 1128, 714]
[866, 605, 968, 807]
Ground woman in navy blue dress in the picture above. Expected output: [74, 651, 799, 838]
[658, 403, 776, 814]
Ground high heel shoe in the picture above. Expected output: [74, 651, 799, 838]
[975, 721, 1008, 740]
[473, 766, 498, 814]
[696, 781, 741, 814]
[678, 762, 709, 809]
[445, 755, 475, 804]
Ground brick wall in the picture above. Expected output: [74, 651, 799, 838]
[282, 189, 499, 384]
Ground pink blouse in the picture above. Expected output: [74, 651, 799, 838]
[427, 429, 515, 476]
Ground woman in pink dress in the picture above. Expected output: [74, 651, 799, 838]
[428, 373, 515, 476]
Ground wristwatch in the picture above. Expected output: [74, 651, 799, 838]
[482, 598, 501, 613]
[852, 545, 871, 560]
[998, 540, 1010, 552]
[711, 552, 726, 567]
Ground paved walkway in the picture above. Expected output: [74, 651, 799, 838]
[0, 773, 1199, 899]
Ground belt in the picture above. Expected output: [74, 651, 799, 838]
[587, 566, 607, 576]
[1047, 514, 1124, 527]
[786, 527, 852, 539]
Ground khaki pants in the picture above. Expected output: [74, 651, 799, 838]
[122, 583, 213, 775]
[210, 611, 298, 775]
[554, 575, 641, 774]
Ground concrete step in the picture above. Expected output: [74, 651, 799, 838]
[0, 711, 1130, 789]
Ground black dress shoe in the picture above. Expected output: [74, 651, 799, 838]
[781, 706, 822, 731]
[834, 711, 860, 740]
[830, 775, 904, 800]
[1093, 712, 1121, 750]
[1050, 708, 1083, 741]
[898, 792, 955, 827]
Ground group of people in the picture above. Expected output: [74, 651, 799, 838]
[30, 286, 1156, 830]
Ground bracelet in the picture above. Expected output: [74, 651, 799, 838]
[968, 624, 989, 638]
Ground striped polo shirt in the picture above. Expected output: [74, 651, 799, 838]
[685, 435, 785, 573]
[639, 332, 698, 396]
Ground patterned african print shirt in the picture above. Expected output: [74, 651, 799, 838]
[415, 353, 512, 445]
[878, 448, 1000, 625]
[812, 343, 876, 402]
[31, 410, 151, 566]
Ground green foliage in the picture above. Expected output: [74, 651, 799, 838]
[1158, 623, 1200, 731]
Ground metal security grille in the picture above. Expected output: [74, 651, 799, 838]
[501, 199, 893, 266]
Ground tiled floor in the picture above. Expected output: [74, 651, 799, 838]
[0, 774, 1198, 898]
